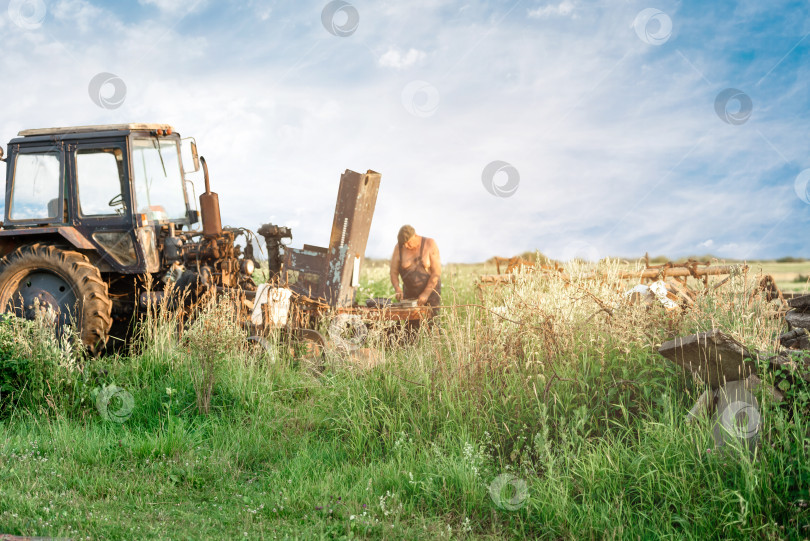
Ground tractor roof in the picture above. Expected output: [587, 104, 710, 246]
[18, 123, 174, 137]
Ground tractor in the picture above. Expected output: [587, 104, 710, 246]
[0, 123, 386, 353]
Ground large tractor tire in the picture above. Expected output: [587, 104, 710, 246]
[0, 244, 112, 352]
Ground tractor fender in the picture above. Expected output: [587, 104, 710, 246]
[0, 226, 95, 252]
[56, 226, 95, 250]
[0, 227, 118, 272]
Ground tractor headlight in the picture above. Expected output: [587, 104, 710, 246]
[241, 259, 255, 276]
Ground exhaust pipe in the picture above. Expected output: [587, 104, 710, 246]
[199, 156, 222, 238]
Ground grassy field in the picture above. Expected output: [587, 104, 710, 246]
[0, 258, 808, 539]
[362, 256, 810, 295]
[747, 261, 810, 293]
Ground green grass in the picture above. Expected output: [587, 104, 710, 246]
[0, 260, 808, 539]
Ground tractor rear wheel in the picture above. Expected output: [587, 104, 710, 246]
[0, 244, 113, 352]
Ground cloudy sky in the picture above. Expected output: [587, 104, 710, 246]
[1, 0, 809, 262]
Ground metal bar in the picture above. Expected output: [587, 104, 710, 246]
[322, 170, 381, 307]
[336, 305, 430, 321]
[616, 265, 745, 280]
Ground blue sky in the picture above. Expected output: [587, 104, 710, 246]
[1, 0, 809, 262]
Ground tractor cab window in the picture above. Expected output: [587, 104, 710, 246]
[76, 148, 126, 217]
[132, 137, 187, 221]
[9, 151, 61, 221]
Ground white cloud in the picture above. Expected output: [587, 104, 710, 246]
[138, 0, 199, 14]
[0, 2, 807, 262]
[528, 1, 576, 19]
[378, 48, 427, 70]
[699, 239, 714, 248]
[51, 0, 109, 33]
[258, 7, 272, 22]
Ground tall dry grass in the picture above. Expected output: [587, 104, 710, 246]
[0, 259, 804, 538]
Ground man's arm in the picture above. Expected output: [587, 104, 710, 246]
[417, 239, 441, 305]
[390, 244, 403, 301]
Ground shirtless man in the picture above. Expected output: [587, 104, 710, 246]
[389, 225, 441, 312]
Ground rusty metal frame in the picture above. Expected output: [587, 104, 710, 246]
[283, 169, 381, 308]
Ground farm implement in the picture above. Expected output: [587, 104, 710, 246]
[0, 123, 427, 355]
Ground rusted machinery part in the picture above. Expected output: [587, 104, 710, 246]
[282, 170, 381, 307]
[290, 291, 330, 310]
[335, 304, 430, 322]
[290, 327, 327, 374]
[619, 264, 748, 281]
[666, 279, 696, 304]
[643, 253, 712, 271]
[492, 257, 507, 274]
[484, 263, 743, 282]
[199, 156, 223, 238]
[749, 274, 785, 305]
[491, 256, 562, 275]
[507, 259, 535, 274]
[479, 274, 517, 285]
[285, 292, 329, 330]
[292, 327, 327, 349]
[492, 256, 538, 274]
[480, 264, 568, 286]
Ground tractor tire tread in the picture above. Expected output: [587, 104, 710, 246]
[0, 243, 112, 352]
